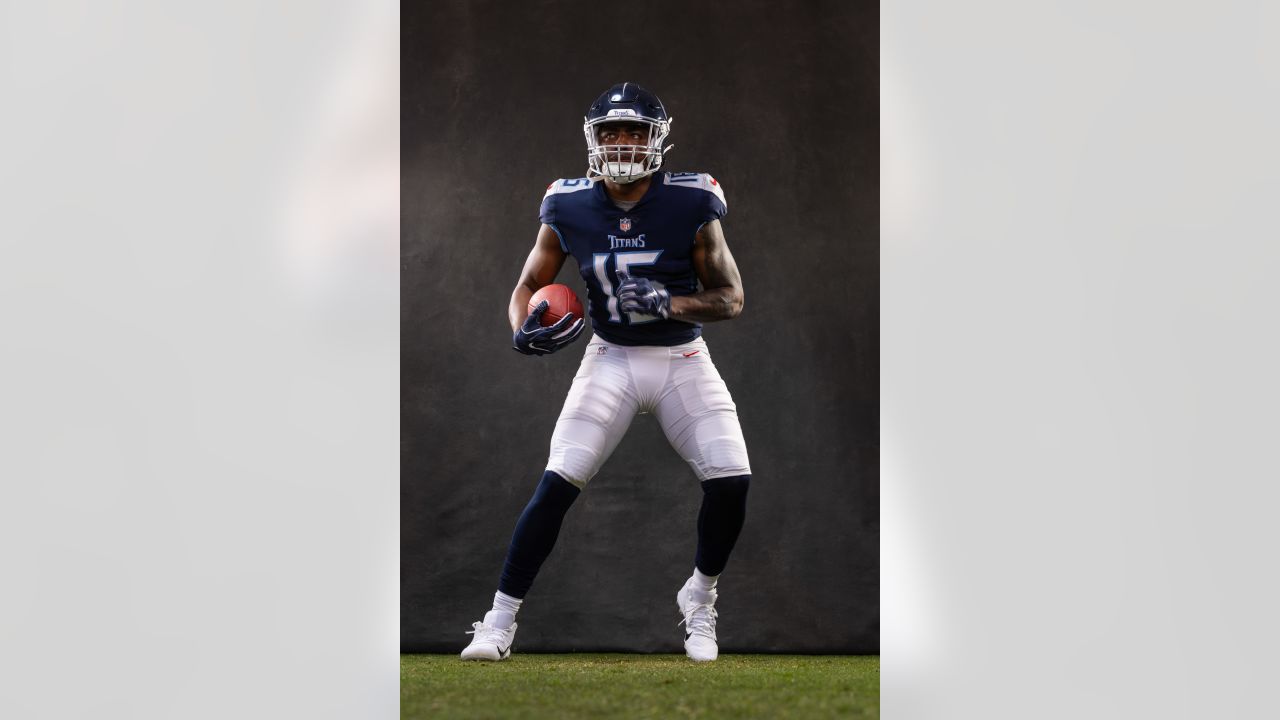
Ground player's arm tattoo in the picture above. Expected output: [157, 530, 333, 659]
[509, 224, 568, 331]
[671, 219, 744, 323]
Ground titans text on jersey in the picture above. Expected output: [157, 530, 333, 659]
[540, 171, 728, 346]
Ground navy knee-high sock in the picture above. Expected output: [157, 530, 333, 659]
[498, 471, 581, 599]
[695, 474, 750, 576]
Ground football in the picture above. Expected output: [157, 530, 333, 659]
[528, 284, 585, 327]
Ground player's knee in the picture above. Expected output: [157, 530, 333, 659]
[531, 470, 582, 507]
[701, 473, 750, 500]
[697, 436, 751, 479]
[545, 444, 599, 489]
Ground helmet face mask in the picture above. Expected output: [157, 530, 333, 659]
[583, 83, 673, 184]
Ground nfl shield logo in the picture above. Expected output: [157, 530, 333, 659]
[619, 218, 632, 232]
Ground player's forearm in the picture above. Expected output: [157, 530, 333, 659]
[509, 284, 535, 332]
[668, 287, 743, 323]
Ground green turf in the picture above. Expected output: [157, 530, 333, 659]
[401, 653, 879, 719]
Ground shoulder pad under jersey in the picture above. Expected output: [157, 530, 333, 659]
[543, 177, 597, 198]
[662, 172, 727, 208]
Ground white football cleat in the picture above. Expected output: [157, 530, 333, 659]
[460, 611, 517, 661]
[676, 578, 719, 662]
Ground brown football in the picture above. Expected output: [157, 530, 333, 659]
[528, 284, 585, 327]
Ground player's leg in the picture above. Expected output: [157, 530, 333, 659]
[495, 470, 580, 605]
[498, 349, 639, 594]
[462, 340, 638, 660]
[654, 340, 752, 661]
[656, 341, 752, 572]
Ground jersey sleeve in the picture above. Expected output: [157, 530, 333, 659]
[701, 174, 728, 222]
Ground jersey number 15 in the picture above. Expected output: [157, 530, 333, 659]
[591, 250, 665, 324]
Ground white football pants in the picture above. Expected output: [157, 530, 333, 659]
[546, 335, 752, 488]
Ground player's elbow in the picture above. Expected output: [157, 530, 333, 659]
[726, 289, 744, 319]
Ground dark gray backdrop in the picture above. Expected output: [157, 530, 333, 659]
[403, 0, 878, 653]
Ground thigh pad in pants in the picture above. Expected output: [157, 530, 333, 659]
[544, 344, 637, 488]
[654, 342, 752, 481]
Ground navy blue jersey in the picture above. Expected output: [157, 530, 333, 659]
[539, 171, 728, 347]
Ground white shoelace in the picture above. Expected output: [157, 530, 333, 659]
[465, 621, 510, 644]
[679, 602, 718, 639]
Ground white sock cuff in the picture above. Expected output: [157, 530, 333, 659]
[493, 590, 524, 615]
[691, 568, 719, 590]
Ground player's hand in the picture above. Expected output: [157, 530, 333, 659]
[616, 273, 671, 319]
[513, 300, 585, 356]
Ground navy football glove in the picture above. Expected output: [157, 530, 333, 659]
[616, 273, 671, 319]
[513, 300, 585, 356]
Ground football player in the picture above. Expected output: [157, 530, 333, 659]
[461, 83, 751, 663]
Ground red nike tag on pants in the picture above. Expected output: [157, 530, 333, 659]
[683, 350, 700, 357]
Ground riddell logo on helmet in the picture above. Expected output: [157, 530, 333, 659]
[606, 109, 638, 117]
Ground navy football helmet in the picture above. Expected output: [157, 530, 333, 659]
[583, 82, 673, 184]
